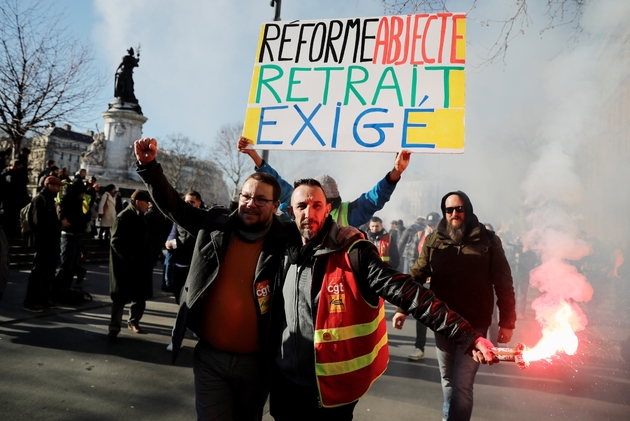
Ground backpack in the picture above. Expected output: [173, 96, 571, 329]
[19, 197, 38, 236]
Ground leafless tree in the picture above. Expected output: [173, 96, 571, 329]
[0, 0, 103, 157]
[381, 0, 588, 65]
[209, 122, 249, 201]
[159, 133, 229, 207]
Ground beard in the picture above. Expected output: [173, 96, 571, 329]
[237, 211, 272, 233]
[299, 218, 321, 241]
[447, 221, 466, 243]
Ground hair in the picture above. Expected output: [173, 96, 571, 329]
[370, 216, 382, 224]
[293, 178, 323, 190]
[185, 190, 204, 207]
[47, 159, 55, 166]
[245, 172, 281, 201]
[185, 190, 202, 202]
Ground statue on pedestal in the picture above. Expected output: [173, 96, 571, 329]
[82, 134, 107, 166]
[114, 47, 140, 104]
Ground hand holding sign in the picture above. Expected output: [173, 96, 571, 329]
[238, 136, 264, 167]
[390, 149, 411, 181]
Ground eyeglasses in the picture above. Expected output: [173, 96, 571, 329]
[445, 206, 465, 214]
[239, 193, 274, 207]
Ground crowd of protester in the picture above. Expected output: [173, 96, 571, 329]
[1, 139, 628, 421]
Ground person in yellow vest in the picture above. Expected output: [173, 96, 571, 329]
[238, 136, 411, 227]
[268, 179, 497, 420]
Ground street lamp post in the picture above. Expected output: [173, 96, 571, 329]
[262, 0, 282, 164]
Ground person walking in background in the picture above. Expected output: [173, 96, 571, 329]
[59, 167, 71, 183]
[402, 191, 516, 421]
[1, 159, 30, 239]
[97, 184, 117, 244]
[108, 190, 154, 337]
[51, 182, 87, 298]
[23, 176, 67, 312]
[36, 160, 57, 187]
[398, 216, 426, 273]
[394, 211, 441, 361]
[367, 216, 399, 270]
[166, 191, 205, 304]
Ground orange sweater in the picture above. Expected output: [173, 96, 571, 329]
[201, 236, 264, 353]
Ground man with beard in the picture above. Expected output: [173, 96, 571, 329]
[409, 191, 516, 421]
[133, 137, 297, 421]
[268, 180, 498, 421]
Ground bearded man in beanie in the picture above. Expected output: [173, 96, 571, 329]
[238, 136, 411, 227]
[408, 191, 516, 421]
[108, 190, 154, 337]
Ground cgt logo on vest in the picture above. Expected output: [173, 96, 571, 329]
[256, 280, 271, 315]
[327, 279, 346, 313]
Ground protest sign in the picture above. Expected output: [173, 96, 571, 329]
[243, 13, 466, 153]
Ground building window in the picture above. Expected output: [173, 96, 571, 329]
[60, 152, 64, 160]
[77, 155, 80, 163]
[69, 153, 72, 162]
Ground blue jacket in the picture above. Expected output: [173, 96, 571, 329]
[255, 160, 399, 227]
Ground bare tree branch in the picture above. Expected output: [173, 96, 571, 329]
[381, 0, 588, 65]
[209, 122, 249, 201]
[160, 133, 229, 206]
[0, 0, 104, 156]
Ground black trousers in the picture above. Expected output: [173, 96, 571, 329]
[269, 365, 358, 421]
[24, 245, 59, 306]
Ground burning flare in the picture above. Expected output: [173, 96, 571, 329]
[521, 259, 593, 363]
[522, 301, 580, 362]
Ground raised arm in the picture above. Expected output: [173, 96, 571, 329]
[238, 136, 293, 211]
[346, 150, 411, 227]
[134, 138, 206, 236]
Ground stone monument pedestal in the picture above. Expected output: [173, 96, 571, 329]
[83, 100, 148, 190]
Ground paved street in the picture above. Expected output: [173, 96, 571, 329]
[1, 262, 629, 420]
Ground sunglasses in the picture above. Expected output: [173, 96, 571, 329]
[445, 206, 465, 214]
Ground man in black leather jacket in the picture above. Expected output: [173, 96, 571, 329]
[135, 137, 297, 421]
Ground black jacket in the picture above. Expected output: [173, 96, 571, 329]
[31, 188, 61, 251]
[58, 183, 87, 236]
[109, 203, 154, 302]
[137, 160, 298, 363]
[270, 217, 483, 386]
[410, 191, 516, 329]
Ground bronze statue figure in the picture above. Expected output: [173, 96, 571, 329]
[114, 47, 140, 103]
